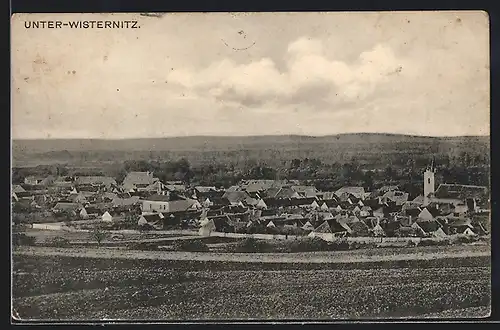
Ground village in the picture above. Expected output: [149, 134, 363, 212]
[11, 160, 490, 247]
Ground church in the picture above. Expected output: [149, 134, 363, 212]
[420, 160, 488, 213]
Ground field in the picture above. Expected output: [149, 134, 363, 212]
[12, 245, 491, 321]
[12, 133, 489, 167]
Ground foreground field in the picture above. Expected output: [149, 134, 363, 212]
[13, 243, 490, 263]
[12, 250, 491, 320]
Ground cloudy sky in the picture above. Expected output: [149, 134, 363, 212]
[11, 11, 489, 139]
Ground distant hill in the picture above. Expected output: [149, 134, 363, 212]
[11, 133, 490, 167]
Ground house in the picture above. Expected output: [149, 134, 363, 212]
[309, 200, 320, 209]
[243, 180, 285, 193]
[75, 185, 101, 197]
[103, 192, 118, 201]
[291, 185, 318, 198]
[138, 213, 164, 229]
[99, 211, 112, 222]
[256, 199, 268, 209]
[359, 206, 372, 217]
[320, 192, 339, 201]
[122, 171, 160, 191]
[24, 176, 45, 185]
[12, 185, 26, 194]
[381, 190, 409, 206]
[142, 195, 201, 213]
[335, 186, 365, 199]
[274, 187, 301, 199]
[373, 207, 384, 219]
[448, 218, 475, 235]
[395, 222, 426, 237]
[195, 186, 217, 193]
[434, 183, 488, 201]
[371, 223, 386, 237]
[382, 220, 403, 237]
[12, 191, 34, 201]
[418, 208, 434, 222]
[79, 206, 100, 219]
[313, 221, 333, 234]
[432, 227, 448, 238]
[165, 184, 187, 192]
[112, 196, 141, 208]
[319, 202, 330, 211]
[68, 193, 88, 204]
[266, 220, 276, 228]
[328, 219, 351, 237]
[195, 190, 225, 202]
[226, 185, 241, 192]
[416, 220, 442, 236]
[378, 185, 399, 194]
[412, 195, 425, 205]
[222, 191, 255, 206]
[53, 202, 79, 213]
[301, 221, 315, 231]
[210, 215, 234, 232]
[75, 176, 117, 187]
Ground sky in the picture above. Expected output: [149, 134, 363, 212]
[11, 11, 490, 139]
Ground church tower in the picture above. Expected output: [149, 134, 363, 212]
[423, 158, 435, 205]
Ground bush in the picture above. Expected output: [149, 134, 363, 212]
[128, 242, 158, 251]
[172, 239, 210, 252]
[230, 237, 351, 253]
[43, 236, 71, 247]
[419, 238, 451, 246]
[12, 233, 36, 246]
[232, 238, 271, 253]
[453, 234, 480, 244]
[405, 240, 419, 247]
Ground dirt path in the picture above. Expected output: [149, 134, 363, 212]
[13, 245, 490, 264]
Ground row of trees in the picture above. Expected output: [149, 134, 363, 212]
[12, 154, 490, 194]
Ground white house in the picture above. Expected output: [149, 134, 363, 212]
[256, 199, 268, 210]
[101, 211, 113, 222]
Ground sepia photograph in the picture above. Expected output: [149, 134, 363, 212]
[11, 11, 491, 321]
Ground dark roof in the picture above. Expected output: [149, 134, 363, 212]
[14, 191, 33, 198]
[75, 176, 116, 186]
[320, 200, 339, 208]
[363, 198, 381, 209]
[76, 185, 100, 192]
[405, 208, 422, 217]
[434, 184, 488, 200]
[275, 187, 301, 199]
[83, 206, 100, 214]
[210, 197, 231, 206]
[416, 220, 441, 233]
[222, 191, 252, 203]
[197, 190, 225, 199]
[143, 194, 173, 202]
[326, 219, 351, 233]
[142, 214, 164, 222]
[261, 209, 279, 217]
[448, 217, 473, 227]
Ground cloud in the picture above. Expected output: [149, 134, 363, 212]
[11, 12, 489, 138]
[166, 37, 407, 112]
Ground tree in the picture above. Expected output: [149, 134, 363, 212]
[89, 226, 108, 247]
[363, 170, 374, 191]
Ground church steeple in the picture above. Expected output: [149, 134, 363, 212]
[423, 158, 436, 205]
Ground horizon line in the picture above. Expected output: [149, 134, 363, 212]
[11, 132, 491, 141]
